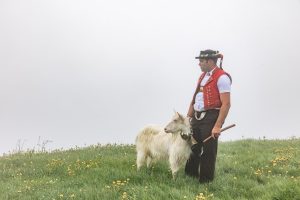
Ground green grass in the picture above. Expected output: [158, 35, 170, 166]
[0, 139, 300, 200]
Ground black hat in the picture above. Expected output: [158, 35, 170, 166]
[195, 49, 220, 59]
[195, 49, 224, 69]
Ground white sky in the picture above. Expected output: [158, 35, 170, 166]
[1, 0, 300, 155]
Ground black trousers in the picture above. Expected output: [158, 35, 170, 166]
[185, 109, 219, 183]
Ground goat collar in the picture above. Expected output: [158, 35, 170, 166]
[180, 132, 192, 141]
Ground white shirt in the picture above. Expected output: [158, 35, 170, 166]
[193, 69, 231, 112]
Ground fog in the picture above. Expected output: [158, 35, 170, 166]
[1, 0, 300, 154]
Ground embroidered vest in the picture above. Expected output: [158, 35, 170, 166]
[187, 67, 231, 117]
[197, 67, 231, 109]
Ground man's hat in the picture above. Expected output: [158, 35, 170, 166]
[195, 49, 224, 69]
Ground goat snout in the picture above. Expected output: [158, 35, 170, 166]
[164, 128, 170, 133]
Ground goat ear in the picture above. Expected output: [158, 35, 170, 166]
[176, 112, 184, 121]
[174, 109, 179, 117]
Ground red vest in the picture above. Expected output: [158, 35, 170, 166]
[187, 67, 231, 117]
[198, 67, 231, 109]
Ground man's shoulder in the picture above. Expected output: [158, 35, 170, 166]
[219, 69, 232, 83]
[218, 74, 231, 83]
[217, 74, 231, 93]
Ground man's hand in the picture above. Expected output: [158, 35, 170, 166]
[191, 135, 198, 145]
[211, 92, 231, 139]
[211, 126, 221, 139]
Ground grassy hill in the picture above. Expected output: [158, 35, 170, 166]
[0, 139, 300, 200]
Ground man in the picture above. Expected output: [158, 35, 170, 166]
[185, 49, 232, 183]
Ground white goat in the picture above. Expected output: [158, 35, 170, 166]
[135, 112, 193, 179]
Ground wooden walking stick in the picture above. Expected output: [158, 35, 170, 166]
[190, 124, 236, 155]
[203, 124, 236, 143]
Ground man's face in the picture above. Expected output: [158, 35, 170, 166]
[198, 59, 210, 72]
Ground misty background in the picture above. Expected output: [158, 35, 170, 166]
[1, 0, 300, 155]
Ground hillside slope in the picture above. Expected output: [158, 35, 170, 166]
[0, 139, 300, 200]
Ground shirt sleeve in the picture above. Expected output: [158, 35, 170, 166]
[217, 74, 231, 93]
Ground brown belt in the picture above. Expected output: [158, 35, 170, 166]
[194, 109, 220, 120]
